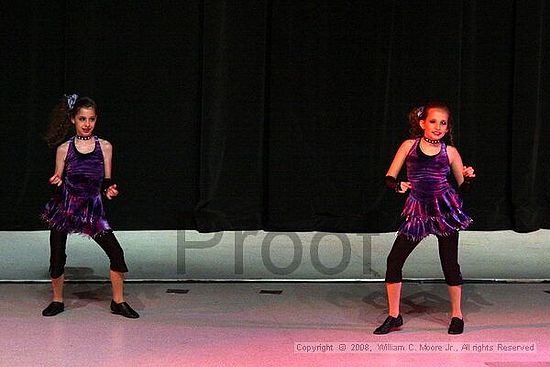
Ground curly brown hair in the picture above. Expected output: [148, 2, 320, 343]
[44, 96, 97, 147]
[408, 101, 454, 146]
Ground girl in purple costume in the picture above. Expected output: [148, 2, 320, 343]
[41, 95, 139, 318]
[374, 102, 475, 335]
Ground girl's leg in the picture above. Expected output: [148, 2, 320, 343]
[436, 231, 463, 318]
[93, 231, 128, 302]
[110, 270, 125, 304]
[374, 235, 420, 334]
[447, 285, 464, 334]
[43, 229, 68, 316]
[448, 285, 463, 318]
[437, 231, 465, 333]
[51, 275, 65, 302]
[384, 234, 421, 316]
[49, 229, 68, 301]
[386, 282, 402, 317]
[94, 231, 139, 318]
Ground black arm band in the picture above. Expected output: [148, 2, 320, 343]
[459, 176, 474, 194]
[101, 178, 113, 194]
[384, 176, 401, 192]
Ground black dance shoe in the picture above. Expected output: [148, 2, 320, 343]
[42, 301, 64, 317]
[373, 314, 403, 334]
[110, 300, 139, 319]
[448, 317, 464, 334]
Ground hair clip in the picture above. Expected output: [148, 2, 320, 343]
[65, 94, 79, 110]
[416, 106, 425, 118]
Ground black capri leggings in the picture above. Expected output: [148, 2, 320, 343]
[385, 231, 463, 286]
[49, 229, 129, 279]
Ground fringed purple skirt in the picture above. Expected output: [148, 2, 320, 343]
[42, 189, 111, 238]
[398, 189, 472, 241]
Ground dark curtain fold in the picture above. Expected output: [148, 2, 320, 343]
[510, 0, 550, 231]
[195, 0, 268, 231]
[1, 0, 549, 233]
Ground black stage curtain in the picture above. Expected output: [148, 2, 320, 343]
[2, 1, 549, 233]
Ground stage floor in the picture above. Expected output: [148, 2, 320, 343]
[1, 282, 549, 366]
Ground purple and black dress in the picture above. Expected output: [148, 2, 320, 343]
[398, 138, 472, 241]
[42, 136, 111, 237]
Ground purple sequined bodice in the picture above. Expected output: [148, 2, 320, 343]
[407, 139, 451, 199]
[64, 137, 104, 196]
[42, 136, 111, 237]
[398, 139, 472, 240]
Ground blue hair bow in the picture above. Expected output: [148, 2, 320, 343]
[65, 94, 79, 110]
[416, 106, 425, 118]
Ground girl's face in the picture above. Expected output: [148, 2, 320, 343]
[72, 107, 97, 138]
[420, 108, 449, 141]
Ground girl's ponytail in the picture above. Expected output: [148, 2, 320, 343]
[408, 105, 425, 139]
[44, 94, 79, 148]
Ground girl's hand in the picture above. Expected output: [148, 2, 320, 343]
[49, 174, 63, 186]
[105, 184, 118, 200]
[397, 181, 412, 193]
[462, 166, 475, 178]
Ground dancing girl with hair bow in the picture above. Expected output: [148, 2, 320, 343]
[41, 94, 139, 318]
[374, 102, 475, 335]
